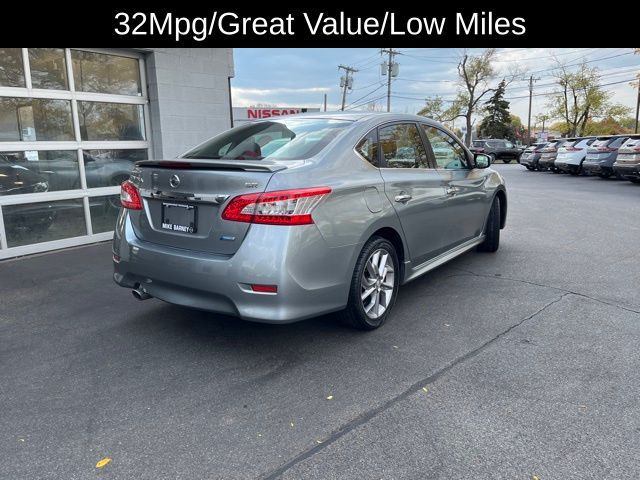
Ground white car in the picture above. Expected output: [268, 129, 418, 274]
[554, 137, 596, 175]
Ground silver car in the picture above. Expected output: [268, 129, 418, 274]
[113, 113, 507, 329]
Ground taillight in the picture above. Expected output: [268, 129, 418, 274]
[251, 284, 278, 293]
[120, 180, 143, 210]
[222, 187, 331, 225]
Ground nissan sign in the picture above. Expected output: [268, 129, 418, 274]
[233, 107, 321, 125]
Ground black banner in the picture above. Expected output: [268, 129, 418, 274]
[2, 5, 637, 47]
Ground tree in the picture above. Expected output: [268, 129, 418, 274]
[419, 49, 505, 146]
[477, 80, 513, 140]
[417, 96, 450, 122]
[547, 60, 631, 137]
[510, 114, 527, 143]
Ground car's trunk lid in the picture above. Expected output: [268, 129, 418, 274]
[128, 159, 286, 255]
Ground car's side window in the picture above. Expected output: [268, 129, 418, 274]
[421, 125, 469, 169]
[355, 129, 379, 167]
[378, 123, 428, 168]
[505, 141, 514, 148]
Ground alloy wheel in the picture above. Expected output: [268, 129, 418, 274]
[360, 248, 395, 319]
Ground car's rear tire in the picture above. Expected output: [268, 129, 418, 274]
[340, 237, 399, 330]
[477, 197, 500, 253]
[598, 172, 611, 179]
[503, 158, 512, 164]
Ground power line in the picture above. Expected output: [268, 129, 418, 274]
[345, 94, 389, 111]
[344, 84, 387, 110]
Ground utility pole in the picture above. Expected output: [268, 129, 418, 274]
[381, 48, 399, 112]
[526, 75, 539, 146]
[338, 65, 358, 111]
[635, 78, 639, 134]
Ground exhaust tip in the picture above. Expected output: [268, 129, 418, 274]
[132, 288, 152, 301]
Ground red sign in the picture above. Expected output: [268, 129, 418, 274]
[247, 108, 306, 119]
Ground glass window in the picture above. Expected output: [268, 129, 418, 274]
[29, 48, 68, 90]
[378, 123, 428, 168]
[0, 98, 74, 142]
[3, 198, 86, 247]
[71, 50, 141, 96]
[83, 149, 147, 188]
[0, 151, 80, 195]
[422, 125, 469, 169]
[355, 130, 379, 166]
[182, 119, 352, 161]
[505, 141, 514, 148]
[89, 195, 120, 233]
[78, 101, 145, 141]
[0, 48, 24, 87]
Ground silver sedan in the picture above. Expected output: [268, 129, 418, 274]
[113, 113, 507, 329]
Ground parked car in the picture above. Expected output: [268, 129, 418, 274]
[537, 139, 573, 172]
[553, 137, 596, 175]
[612, 136, 640, 183]
[0, 154, 55, 234]
[519, 142, 548, 170]
[582, 136, 631, 178]
[470, 139, 521, 163]
[113, 113, 507, 330]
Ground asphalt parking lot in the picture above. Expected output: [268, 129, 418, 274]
[2, 164, 640, 479]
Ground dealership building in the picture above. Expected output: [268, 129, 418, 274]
[0, 48, 234, 259]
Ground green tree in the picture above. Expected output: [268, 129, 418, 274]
[547, 60, 631, 136]
[477, 80, 513, 140]
[417, 96, 451, 122]
[510, 114, 527, 143]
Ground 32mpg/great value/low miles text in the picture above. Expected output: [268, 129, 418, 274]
[113, 11, 526, 42]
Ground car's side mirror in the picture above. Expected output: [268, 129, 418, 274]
[474, 153, 491, 169]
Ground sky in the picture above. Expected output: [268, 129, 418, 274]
[232, 48, 639, 130]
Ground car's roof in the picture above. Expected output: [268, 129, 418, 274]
[282, 111, 440, 123]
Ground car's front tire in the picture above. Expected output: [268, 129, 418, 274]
[478, 197, 500, 253]
[341, 237, 399, 330]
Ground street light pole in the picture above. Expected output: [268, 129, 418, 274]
[526, 75, 539, 146]
[635, 79, 640, 134]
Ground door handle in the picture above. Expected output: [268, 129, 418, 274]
[394, 193, 412, 203]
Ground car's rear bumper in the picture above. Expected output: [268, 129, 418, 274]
[113, 213, 356, 323]
[582, 162, 612, 175]
[537, 158, 556, 168]
[519, 154, 540, 166]
[613, 163, 640, 179]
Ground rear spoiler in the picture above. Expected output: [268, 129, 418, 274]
[136, 159, 288, 172]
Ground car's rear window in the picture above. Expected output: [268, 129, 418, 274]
[182, 118, 353, 161]
[622, 138, 640, 148]
[608, 137, 628, 148]
[592, 138, 613, 147]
